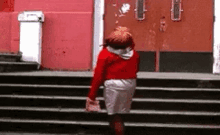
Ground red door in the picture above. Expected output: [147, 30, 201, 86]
[104, 0, 213, 72]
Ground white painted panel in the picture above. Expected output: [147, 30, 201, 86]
[19, 22, 42, 65]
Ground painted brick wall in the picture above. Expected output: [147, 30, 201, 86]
[0, 12, 12, 52]
[11, 0, 94, 70]
[0, 0, 14, 52]
[0, 0, 14, 12]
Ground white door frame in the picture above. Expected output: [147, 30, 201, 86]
[92, 0, 104, 69]
[213, 0, 220, 73]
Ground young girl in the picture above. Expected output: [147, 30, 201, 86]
[86, 27, 140, 135]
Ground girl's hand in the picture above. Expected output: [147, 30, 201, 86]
[85, 97, 101, 112]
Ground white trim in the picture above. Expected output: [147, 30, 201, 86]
[2, 94, 220, 104]
[92, 0, 104, 69]
[1, 118, 220, 129]
[213, 0, 220, 73]
[1, 107, 220, 116]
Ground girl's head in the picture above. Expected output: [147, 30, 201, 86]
[104, 27, 135, 49]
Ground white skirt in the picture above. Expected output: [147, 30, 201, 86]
[104, 79, 136, 115]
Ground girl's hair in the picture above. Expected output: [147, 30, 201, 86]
[104, 27, 135, 49]
[114, 26, 130, 32]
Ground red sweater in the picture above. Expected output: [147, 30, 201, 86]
[88, 48, 140, 100]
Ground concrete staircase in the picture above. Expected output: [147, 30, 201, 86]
[0, 72, 220, 135]
[0, 52, 39, 72]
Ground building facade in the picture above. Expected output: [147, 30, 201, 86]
[0, 0, 217, 73]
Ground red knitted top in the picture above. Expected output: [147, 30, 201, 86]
[88, 48, 140, 100]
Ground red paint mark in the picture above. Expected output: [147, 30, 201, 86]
[155, 51, 160, 72]
[0, 0, 14, 12]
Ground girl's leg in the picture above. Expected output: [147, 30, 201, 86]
[108, 114, 125, 135]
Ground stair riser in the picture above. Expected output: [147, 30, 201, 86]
[0, 57, 18, 62]
[1, 98, 220, 112]
[0, 76, 92, 85]
[0, 65, 38, 72]
[0, 86, 220, 100]
[0, 87, 94, 97]
[1, 122, 220, 135]
[1, 110, 220, 125]
[134, 89, 220, 100]
[0, 55, 21, 62]
[0, 87, 95, 97]
[137, 79, 220, 88]
[0, 76, 220, 88]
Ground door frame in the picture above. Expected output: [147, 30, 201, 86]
[213, 0, 220, 73]
[92, 0, 104, 69]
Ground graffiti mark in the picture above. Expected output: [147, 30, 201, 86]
[147, 29, 156, 49]
[120, 3, 130, 14]
[162, 39, 170, 50]
[119, 3, 130, 17]
[113, 3, 130, 24]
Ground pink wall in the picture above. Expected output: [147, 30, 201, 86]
[0, 12, 12, 52]
[14, 0, 92, 12]
[0, 0, 14, 12]
[11, 0, 94, 71]
[10, 12, 19, 53]
[41, 13, 93, 70]
[0, 0, 14, 53]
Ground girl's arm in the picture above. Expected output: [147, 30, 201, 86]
[87, 50, 107, 101]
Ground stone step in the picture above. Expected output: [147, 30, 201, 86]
[0, 118, 220, 135]
[0, 107, 220, 125]
[0, 62, 39, 72]
[0, 132, 71, 135]
[0, 53, 22, 62]
[0, 71, 220, 134]
[0, 84, 220, 100]
[1, 95, 220, 112]
[0, 75, 92, 85]
[0, 72, 219, 88]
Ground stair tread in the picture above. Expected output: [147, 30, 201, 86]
[0, 132, 69, 135]
[1, 94, 220, 104]
[0, 61, 38, 65]
[1, 106, 220, 116]
[1, 118, 220, 129]
[0, 52, 21, 56]
[1, 83, 220, 91]
[0, 83, 91, 88]
[0, 71, 219, 81]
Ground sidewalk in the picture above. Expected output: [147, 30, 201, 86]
[0, 71, 220, 80]
[0, 132, 87, 135]
[0, 133, 67, 135]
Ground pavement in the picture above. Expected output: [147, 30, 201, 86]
[0, 132, 95, 135]
[0, 133, 70, 135]
[0, 71, 220, 80]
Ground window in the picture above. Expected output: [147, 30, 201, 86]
[171, 0, 183, 21]
[135, 0, 146, 21]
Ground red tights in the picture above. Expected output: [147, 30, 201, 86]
[108, 114, 125, 135]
